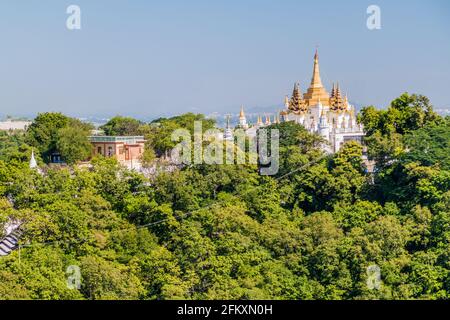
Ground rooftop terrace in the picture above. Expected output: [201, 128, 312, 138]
[88, 136, 145, 144]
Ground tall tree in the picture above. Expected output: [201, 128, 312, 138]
[56, 121, 92, 164]
[100, 116, 144, 136]
[26, 113, 93, 163]
[26, 112, 70, 162]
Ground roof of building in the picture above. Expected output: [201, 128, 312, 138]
[88, 136, 145, 144]
[0, 120, 32, 131]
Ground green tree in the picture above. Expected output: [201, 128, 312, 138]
[80, 255, 144, 299]
[100, 116, 144, 136]
[0, 246, 84, 300]
[147, 113, 216, 156]
[26, 113, 93, 163]
[403, 117, 450, 170]
[56, 123, 92, 164]
[26, 112, 70, 161]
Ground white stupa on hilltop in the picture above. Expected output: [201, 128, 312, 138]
[29, 149, 38, 169]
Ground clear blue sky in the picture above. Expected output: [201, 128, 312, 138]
[0, 0, 449, 119]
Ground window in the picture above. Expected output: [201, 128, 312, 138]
[108, 146, 113, 156]
[97, 146, 102, 154]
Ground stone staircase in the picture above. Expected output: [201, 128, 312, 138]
[0, 229, 22, 256]
[0, 221, 22, 257]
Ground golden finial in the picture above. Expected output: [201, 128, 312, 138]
[239, 105, 245, 118]
[310, 48, 323, 89]
[257, 115, 263, 125]
[331, 83, 336, 97]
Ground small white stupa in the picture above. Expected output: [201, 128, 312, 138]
[29, 149, 38, 169]
[224, 115, 234, 141]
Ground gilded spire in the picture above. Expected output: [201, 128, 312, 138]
[293, 82, 301, 100]
[288, 82, 307, 113]
[303, 48, 330, 107]
[239, 105, 245, 118]
[330, 82, 345, 112]
[238, 105, 248, 129]
[257, 115, 263, 126]
[310, 48, 324, 89]
[331, 83, 336, 98]
[284, 95, 289, 109]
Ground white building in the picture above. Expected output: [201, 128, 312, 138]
[278, 50, 365, 153]
[238, 106, 248, 130]
[0, 119, 31, 131]
[236, 50, 365, 153]
[236, 111, 280, 139]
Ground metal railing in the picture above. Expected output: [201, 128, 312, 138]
[88, 136, 145, 144]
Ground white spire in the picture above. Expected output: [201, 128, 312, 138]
[319, 109, 329, 128]
[317, 97, 323, 108]
[29, 149, 37, 169]
[224, 115, 233, 141]
[239, 106, 248, 129]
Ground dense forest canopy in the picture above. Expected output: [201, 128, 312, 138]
[0, 93, 449, 300]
